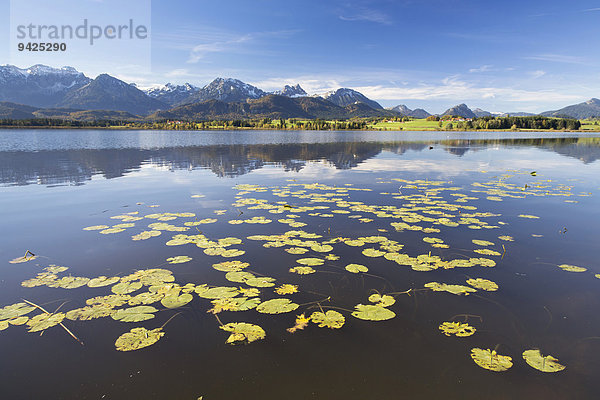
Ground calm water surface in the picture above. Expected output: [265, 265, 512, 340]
[1, 130, 599, 399]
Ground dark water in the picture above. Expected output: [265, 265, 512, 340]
[0, 129, 599, 400]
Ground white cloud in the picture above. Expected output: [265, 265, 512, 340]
[530, 70, 546, 79]
[524, 54, 586, 64]
[339, 7, 392, 24]
[469, 65, 493, 73]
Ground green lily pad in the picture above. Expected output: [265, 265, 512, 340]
[88, 276, 121, 288]
[310, 310, 345, 329]
[368, 294, 395, 307]
[256, 298, 299, 314]
[112, 281, 143, 295]
[558, 264, 587, 272]
[0, 302, 35, 321]
[245, 277, 276, 288]
[167, 256, 192, 264]
[115, 327, 164, 351]
[27, 313, 65, 332]
[466, 278, 498, 291]
[66, 305, 114, 321]
[220, 322, 266, 344]
[111, 306, 157, 323]
[196, 286, 240, 299]
[351, 304, 395, 321]
[225, 271, 255, 283]
[161, 293, 193, 309]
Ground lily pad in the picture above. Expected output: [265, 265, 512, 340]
[466, 278, 498, 291]
[470, 348, 513, 372]
[167, 256, 192, 264]
[368, 294, 395, 307]
[439, 321, 476, 337]
[196, 286, 239, 299]
[88, 276, 121, 288]
[112, 281, 143, 295]
[274, 284, 298, 295]
[161, 293, 193, 309]
[111, 306, 157, 322]
[558, 264, 587, 272]
[27, 313, 65, 332]
[256, 298, 299, 314]
[66, 305, 113, 321]
[296, 258, 324, 266]
[220, 322, 265, 344]
[351, 304, 395, 321]
[115, 327, 164, 351]
[289, 266, 316, 275]
[245, 277, 276, 288]
[310, 310, 345, 329]
[212, 260, 249, 272]
[345, 264, 368, 273]
[0, 303, 35, 321]
[522, 349, 566, 372]
[425, 282, 477, 296]
[287, 314, 310, 333]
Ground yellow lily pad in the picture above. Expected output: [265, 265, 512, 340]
[425, 282, 477, 296]
[112, 281, 143, 295]
[470, 348, 513, 372]
[296, 258, 324, 266]
[274, 284, 298, 295]
[289, 266, 316, 275]
[161, 293, 193, 309]
[368, 294, 395, 307]
[66, 305, 113, 321]
[167, 256, 192, 264]
[522, 349, 566, 372]
[362, 248, 385, 257]
[345, 264, 368, 273]
[558, 264, 587, 272]
[466, 278, 498, 291]
[439, 321, 476, 337]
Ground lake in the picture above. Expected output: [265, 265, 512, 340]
[1, 129, 599, 399]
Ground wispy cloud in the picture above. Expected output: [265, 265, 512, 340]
[529, 70, 546, 79]
[339, 6, 391, 24]
[581, 7, 600, 12]
[188, 34, 254, 63]
[524, 53, 586, 64]
[469, 65, 493, 73]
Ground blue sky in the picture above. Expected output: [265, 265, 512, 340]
[2, 0, 600, 113]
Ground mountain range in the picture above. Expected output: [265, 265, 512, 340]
[0, 64, 598, 121]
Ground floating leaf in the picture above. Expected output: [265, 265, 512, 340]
[518, 214, 540, 219]
[112, 281, 143, 295]
[208, 297, 260, 314]
[256, 298, 299, 314]
[132, 230, 162, 241]
[225, 271, 255, 283]
[111, 306, 157, 322]
[44, 265, 68, 274]
[83, 225, 109, 231]
[287, 314, 310, 333]
[167, 256, 192, 264]
[351, 304, 395, 321]
[0, 302, 35, 320]
[48, 276, 90, 289]
[212, 260, 249, 272]
[470, 348, 513, 372]
[368, 294, 395, 307]
[275, 284, 298, 295]
[362, 248, 385, 257]
[439, 321, 476, 337]
[466, 278, 498, 291]
[161, 293, 193, 309]
[473, 249, 501, 256]
[289, 266, 316, 275]
[87, 276, 120, 288]
[27, 313, 65, 332]
[87, 294, 131, 307]
[239, 287, 260, 297]
[115, 327, 164, 351]
[472, 240, 495, 246]
[99, 227, 126, 234]
[310, 310, 345, 329]
[425, 282, 477, 296]
[245, 277, 276, 288]
[558, 264, 587, 272]
[285, 247, 309, 255]
[196, 286, 239, 299]
[220, 322, 265, 344]
[296, 258, 324, 266]
[345, 264, 368, 273]
[498, 235, 514, 241]
[66, 305, 113, 321]
[522, 349, 566, 373]
[128, 292, 164, 306]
